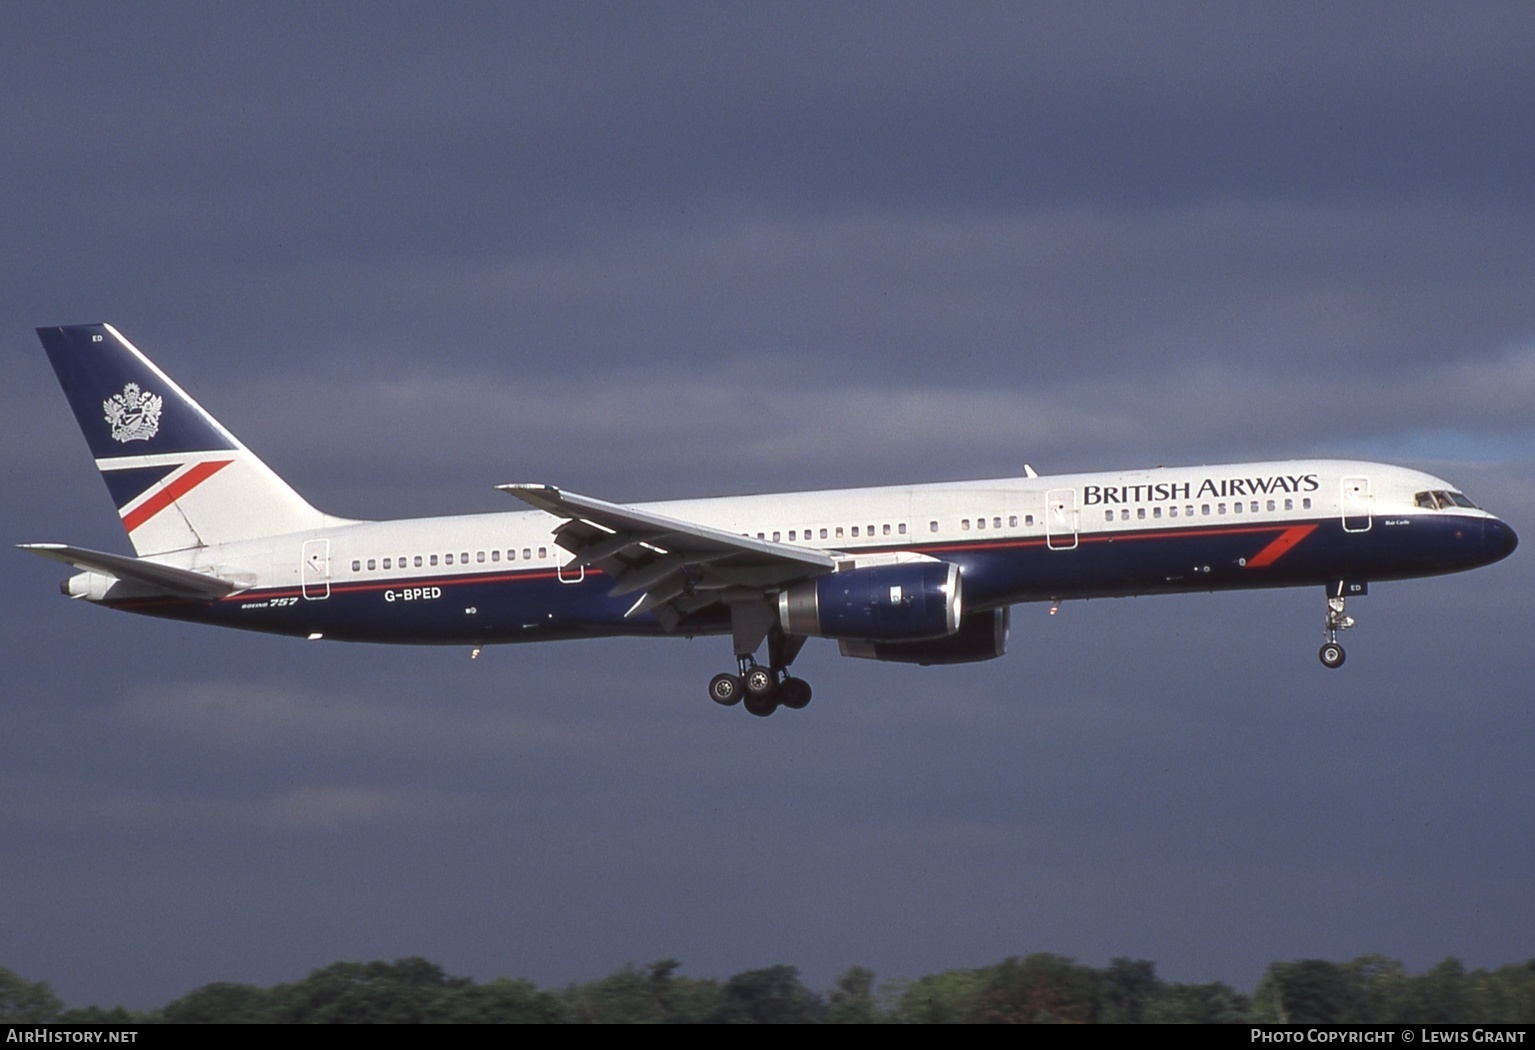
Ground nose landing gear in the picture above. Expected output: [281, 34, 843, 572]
[1319, 582, 1363, 669]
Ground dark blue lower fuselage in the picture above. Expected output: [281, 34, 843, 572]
[104, 512, 1516, 646]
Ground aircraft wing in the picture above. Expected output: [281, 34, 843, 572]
[497, 484, 836, 629]
[17, 543, 241, 600]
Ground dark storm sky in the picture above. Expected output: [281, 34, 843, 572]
[2, 2, 1532, 1008]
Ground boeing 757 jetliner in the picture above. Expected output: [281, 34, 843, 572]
[22, 325, 1518, 715]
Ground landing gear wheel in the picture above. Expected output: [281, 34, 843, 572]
[743, 665, 777, 700]
[709, 673, 743, 706]
[777, 678, 812, 710]
[1319, 642, 1346, 669]
[743, 691, 779, 717]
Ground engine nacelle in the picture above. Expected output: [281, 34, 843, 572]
[839, 607, 1009, 665]
[64, 571, 117, 602]
[779, 562, 961, 642]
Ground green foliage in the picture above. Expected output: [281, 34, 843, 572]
[1142, 981, 1251, 1024]
[711, 965, 824, 1024]
[892, 967, 990, 1023]
[267, 958, 471, 1024]
[431, 978, 566, 1023]
[8, 950, 1535, 1023]
[158, 981, 270, 1024]
[1255, 959, 1359, 1023]
[1101, 958, 1158, 1023]
[0, 968, 62, 1022]
[980, 954, 1102, 1023]
[827, 965, 881, 1024]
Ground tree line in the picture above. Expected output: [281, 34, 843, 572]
[3, 953, 1533, 1023]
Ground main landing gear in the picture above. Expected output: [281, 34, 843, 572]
[1318, 582, 1363, 669]
[709, 659, 813, 716]
[707, 624, 812, 717]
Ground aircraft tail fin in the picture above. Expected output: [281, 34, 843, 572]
[35, 324, 333, 556]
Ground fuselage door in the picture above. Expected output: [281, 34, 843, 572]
[1046, 488, 1079, 550]
[302, 538, 331, 599]
[1341, 475, 1372, 534]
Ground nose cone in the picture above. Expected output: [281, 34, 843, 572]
[1486, 518, 1519, 562]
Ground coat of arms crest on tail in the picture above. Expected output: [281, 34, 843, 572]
[103, 382, 163, 443]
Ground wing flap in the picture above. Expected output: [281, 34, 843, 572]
[500, 485, 835, 570]
[498, 483, 837, 628]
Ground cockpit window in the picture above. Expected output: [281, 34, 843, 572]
[1415, 490, 1478, 510]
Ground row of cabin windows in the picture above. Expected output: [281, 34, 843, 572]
[750, 517, 1053, 543]
[346, 496, 1324, 573]
[755, 523, 910, 542]
[959, 515, 1030, 532]
[343, 497, 1322, 573]
[1101, 497, 1312, 522]
[350, 546, 549, 573]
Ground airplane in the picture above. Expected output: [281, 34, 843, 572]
[21, 324, 1519, 716]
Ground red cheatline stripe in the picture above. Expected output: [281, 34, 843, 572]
[1245, 524, 1318, 568]
[122, 459, 234, 532]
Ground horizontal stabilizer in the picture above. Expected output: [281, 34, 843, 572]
[17, 543, 240, 599]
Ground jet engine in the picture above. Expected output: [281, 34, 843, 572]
[778, 562, 961, 642]
[839, 607, 1010, 665]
